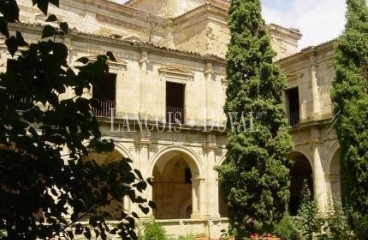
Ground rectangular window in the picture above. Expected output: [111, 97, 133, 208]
[166, 82, 185, 124]
[6, 59, 32, 106]
[285, 87, 300, 126]
[92, 73, 116, 117]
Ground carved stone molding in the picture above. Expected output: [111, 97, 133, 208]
[158, 66, 194, 82]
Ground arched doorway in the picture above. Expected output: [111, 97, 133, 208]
[288, 152, 313, 216]
[152, 151, 200, 219]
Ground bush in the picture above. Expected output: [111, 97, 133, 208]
[353, 214, 368, 240]
[317, 201, 352, 240]
[274, 214, 298, 240]
[139, 219, 167, 240]
[295, 180, 319, 240]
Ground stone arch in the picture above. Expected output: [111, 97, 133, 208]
[114, 143, 135, 162]
[179, 198, 192, 219]
[217, 154, 227, 166]
[288, 150, 314, 216]
[82, 148, 130, 219]
[326, 141, 340, 174]
[326, 144, 342, 207]
[149, 146, 202, 219]
[216, 154, 228, 218]
[149, 145, 203, 178]
[291, 147, 314, 172]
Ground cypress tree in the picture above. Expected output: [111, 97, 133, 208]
[331, 0, 368, 229]
[216, 0, 293, 237]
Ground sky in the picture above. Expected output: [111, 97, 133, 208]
[261, 0, 346, 49]
[114, 0, 347, 49]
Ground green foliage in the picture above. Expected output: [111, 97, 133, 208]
[295, 181, 318, 240]
[317, 201, 352, 240]
[331, 0, 368, 227]
[138, 220, 167, 240]
[352, 214, 368, 239]
[216, 0, 293, 238]
[273, 214, 298, 240]
[273, 187, 352, 240]
[0, 0, 152, 239]
[176, 233, 197, 240]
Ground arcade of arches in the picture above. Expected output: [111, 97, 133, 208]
[82, 144, 343, 220]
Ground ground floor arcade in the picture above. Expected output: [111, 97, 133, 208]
[95, 122, 342, 238]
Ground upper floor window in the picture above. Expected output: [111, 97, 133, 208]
[166, 81, 185, 124]
[285, 87, 300, 126]
[92, 73, 116, 117]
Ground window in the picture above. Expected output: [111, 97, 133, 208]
[285, 87, 300, 126]
[6, 59, 32, 107]
[92, 73, 116, 117]
[166, 82, 185, 124]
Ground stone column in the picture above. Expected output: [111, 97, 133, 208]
[205, 62, 214, 109]
[135, 138, 152, 218]
[191, 178, 200, 218]
[205, 62, 214, 126]
[312, 143, 327, 212]
[206, 139, 220, 219]
[310, 54, 320, 118]
[326, 174, 342, 210]
[199, 178, 206, 218]
[192, 178, 205, 219]
[139, 51, 148, 113]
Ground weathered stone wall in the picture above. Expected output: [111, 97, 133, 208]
[278, 41, 341, 212]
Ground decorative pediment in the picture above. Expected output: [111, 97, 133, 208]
[286, 73, 303, 81]
[88, 55, 128, 68]
[158, 66, 195, 82]
[158, 66, 194, 77]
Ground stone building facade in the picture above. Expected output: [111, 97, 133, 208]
[0, 0, 340, 238]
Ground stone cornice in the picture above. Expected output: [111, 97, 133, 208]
[158, 66, 195, 77]
[277, 40, 335, 66]
[173, 4, 228, 27]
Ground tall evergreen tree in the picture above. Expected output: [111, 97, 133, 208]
[216, 0, 293, 238]
[331, 0, 368, 229]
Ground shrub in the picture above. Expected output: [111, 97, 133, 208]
[317, 201, 352, 240]
[139, 219, 167, 240]
[353, 214, 368, 240]
[295, 180, 319, 240]
[274, 214, 297, 240]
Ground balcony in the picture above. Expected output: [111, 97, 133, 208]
[166, 107, 184, 124]
[92, 100, 116, 117]
[288, 110, 300, 126]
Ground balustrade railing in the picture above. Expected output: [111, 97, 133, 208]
[92, 100, 116, 117]
[166, 107, 184, 124]
[288, 110, 300, 126]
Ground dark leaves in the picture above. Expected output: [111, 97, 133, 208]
[16, 31, 28, 46]
[0, 17, 9, 38]
[0, 1, 153, 239]
[59, 22, 68, 34]
[46, 14, 57, 22]
[5, 35, 18, 56]
[42, 25, 57, 38]
[35, 0, 49, 15]
[77, 56, 89, 64]
[106, 51, 116, 61]
[0, 0, 20, 22]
